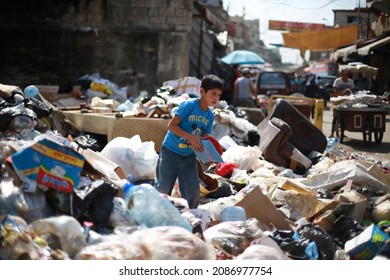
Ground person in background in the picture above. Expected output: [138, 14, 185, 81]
[332, 68, 355, 97]
[155, 74, 224, 209]
[233, 68, 257, 107]
[330, 69, 355, 138]
[304, 75, 320, 99]
[294, 73, 303, 93]
[289, 73, 298, 93]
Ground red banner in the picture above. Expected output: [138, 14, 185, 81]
[269, 20, 326, 32]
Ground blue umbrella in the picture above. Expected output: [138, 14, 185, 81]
[221, 50, 265, 65]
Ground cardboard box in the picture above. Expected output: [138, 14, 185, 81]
[82, 148, 126, 180]
[235, 186, 292, 230]
[11, 138, 85, 193]
[344, 223, 389, 260]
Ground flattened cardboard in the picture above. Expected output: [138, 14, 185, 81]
[82, 148, 126, 180]
[235, 186, 292, 230]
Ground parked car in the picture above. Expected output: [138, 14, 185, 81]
[255, 71, 291, 97]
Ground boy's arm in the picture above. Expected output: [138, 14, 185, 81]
[167, 115, 204, 152]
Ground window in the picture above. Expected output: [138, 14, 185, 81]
[347, 16, 358, 24]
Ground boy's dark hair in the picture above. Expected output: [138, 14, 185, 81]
[201, 74, 224, 92]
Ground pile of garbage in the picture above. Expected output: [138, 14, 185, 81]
[331, 92, 390, 111]
[0, 82, 389, 260]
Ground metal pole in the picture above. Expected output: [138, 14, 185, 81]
[357, 0, 361, 39]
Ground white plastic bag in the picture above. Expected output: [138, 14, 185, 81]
[222, 145, 262, 171]
[100, 136, 158, 180]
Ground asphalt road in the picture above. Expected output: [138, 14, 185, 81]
[321, 107, 390, 155]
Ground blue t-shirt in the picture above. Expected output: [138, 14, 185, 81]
[163, 98, 214, 156]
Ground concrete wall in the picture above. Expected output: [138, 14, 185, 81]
[0, 0, 193, 94]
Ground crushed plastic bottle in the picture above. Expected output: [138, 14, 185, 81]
[123, 182, 192, 232]
[325, 137, 339, 153]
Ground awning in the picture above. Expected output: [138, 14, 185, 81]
[339, 63, 379, 75]
[333, 44, 357, 61]
[357, 36, 390, 55]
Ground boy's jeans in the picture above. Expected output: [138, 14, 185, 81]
[155, 146, 200, 209]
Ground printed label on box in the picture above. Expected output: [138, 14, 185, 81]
[11, 138, 85, 193]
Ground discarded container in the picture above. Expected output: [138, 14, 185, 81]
[344, 223, 389, 260]
[23, 85, 39, 98]
[123, 183, 192, 232]
[325, 137, 339, 152]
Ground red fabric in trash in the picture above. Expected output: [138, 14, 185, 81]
[206, 136, 223, 155]
[215, 162, 238, 177]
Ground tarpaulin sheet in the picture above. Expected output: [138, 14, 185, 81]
[282, 25, 359, 56]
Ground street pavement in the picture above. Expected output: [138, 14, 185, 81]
[321, 107, 390, 155]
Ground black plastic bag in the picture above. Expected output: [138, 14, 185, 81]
[0, 103, 37, 131]
[297, 223, 338, 260]
[332, 215, 364, 247]
[45, 188, 72, 215]
[24, 97, 53, 119]
[205, 177, 237, 199]
[72, 179, 118, 232]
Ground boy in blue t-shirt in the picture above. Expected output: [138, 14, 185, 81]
[155, 74, 224, 209]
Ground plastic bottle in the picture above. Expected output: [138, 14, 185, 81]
[23, 85, 39, 98]
[116, 99, 134, 112]
[123, 182, 192, 232]
[220, 206, 247, 222]
[21, 128, 42, 140]
[325, 137, 339, 152]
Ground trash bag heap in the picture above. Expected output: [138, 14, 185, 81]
[0, 79, 389, 260]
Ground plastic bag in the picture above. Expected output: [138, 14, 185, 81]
[222, 145, 262, 172]
[235, 237, 288, 260]
[76, 225, 216, 260]
[0, 103, 37, 131]
[203, 218, 265, 259]
[72, 178, 118, 232]
[205, 177, 237, 199]
[100, 136, 158, 180]
[0, 179, 52, 224]
[297, 223, 338, 260]
[123, 183, 192, 231]
[28, 215, 86, 258]
[0, 215, 44, 260]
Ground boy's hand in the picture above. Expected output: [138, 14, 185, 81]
[188, 135, 204, 152]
